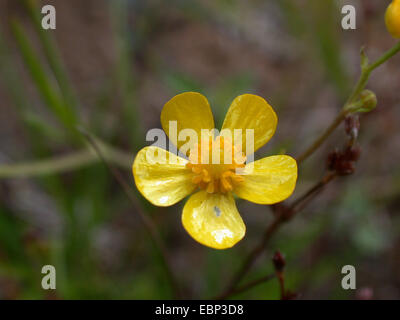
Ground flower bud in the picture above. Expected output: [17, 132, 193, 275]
[357, 90, 377, 113]
[272, 251, 286, 272]
[386, 0, 400, 39]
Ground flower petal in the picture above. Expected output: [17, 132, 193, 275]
[182, 191, 245, 249]
[234, 155, 297, 204]
[161, 92, 215, 152]
[132, 146, 196, 206]
[221, 94, 277, 154]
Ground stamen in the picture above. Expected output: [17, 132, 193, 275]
[192, 175, 203, 184]
[206, 181, 215, 193]
[187, 136, 246, 194]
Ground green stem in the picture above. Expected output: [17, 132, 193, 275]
[296, 109, 349, 163]
[297, 41, 400, 164]
[22, 0, 79, 109]
[10, 19, 78, 136]
[368, 41, 400, 71]
[109, 0, 142, 149]
[0, 145, 132, 179]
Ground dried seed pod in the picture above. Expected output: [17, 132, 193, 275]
[327, 150, 340, 171]
[344, 145, 361, 162]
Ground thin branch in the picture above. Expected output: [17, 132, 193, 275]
[218, 172, 337, 299]
[296, 110, 348, 163]
[22, 0, 79, 109]
[277, 272, 285, 300]
[0, 144, 132, 178]
[296, 41, 400, 164]
[215, 273, 275, 300]
[367, 41, 400, 76]
[218, 217, 284, 299]
[290, 172, 337, 212]
[79, 128, 182, 298]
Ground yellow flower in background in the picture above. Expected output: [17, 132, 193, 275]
[386, 0, 400, 39]
[132, 92, 297, 249]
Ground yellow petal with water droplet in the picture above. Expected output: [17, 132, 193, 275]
[182, 191, 245, 249]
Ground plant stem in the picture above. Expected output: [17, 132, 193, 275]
[297, 41, 400, 164]
[218, 217, 283, 299]
[296, 110, 348, 163]
[218, 172, 337, 299]
[10, 19, 78, 135]
[290, 172, 337, 212]
[22, 0, 79, 110]
[277, 272, 285, 300]
[368, 41, 400, 71]
[214, 273, 275, 300]
[0, 144, 132, 178]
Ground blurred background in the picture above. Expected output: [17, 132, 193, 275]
[0, 0, 399, 299]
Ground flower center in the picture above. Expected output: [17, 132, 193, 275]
[186, 136, 246, 194]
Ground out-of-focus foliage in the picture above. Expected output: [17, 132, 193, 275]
[0, 0, 400, 299]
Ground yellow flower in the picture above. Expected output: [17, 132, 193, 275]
[386, 0, 400, 39]
[132, 92, 297, 249]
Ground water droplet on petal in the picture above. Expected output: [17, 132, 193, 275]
[214, 206, 221, 217]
